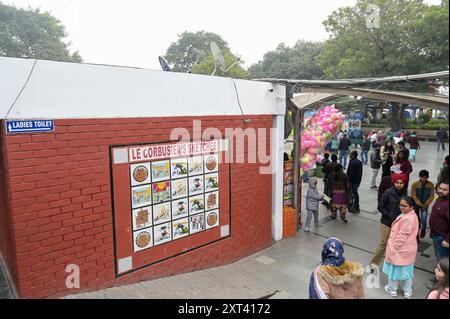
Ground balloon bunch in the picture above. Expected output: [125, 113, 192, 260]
[300, 105, 345, 173]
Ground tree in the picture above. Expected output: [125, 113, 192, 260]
[319, 0, 449, 131]
[164, 31, 230, 72]
[247, 40, 324, 80]
[0, 3, 82, 62]
[191, 50, 247, 79]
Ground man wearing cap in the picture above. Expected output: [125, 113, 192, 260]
[369, 173, 408, 272]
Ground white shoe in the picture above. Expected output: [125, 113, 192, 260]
[384, 285, 397, 297]
[304, 226, 309, 232]
[403, 291, 412, 299]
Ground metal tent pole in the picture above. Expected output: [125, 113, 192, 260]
[293, 108, 301, 231]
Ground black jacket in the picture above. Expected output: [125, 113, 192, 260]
[323, 161, 338, 180]
[347, 158, 363, 184]
[370, 150, 382, 169]
[361, 138, 371, 151]
[436, 129, 448, 141]
[378, 186, 406, 227]
[338, 138, 351, 151]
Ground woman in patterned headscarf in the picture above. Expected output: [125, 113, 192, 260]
[309, 237, 365, 299]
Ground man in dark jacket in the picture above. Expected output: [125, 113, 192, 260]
[319, 153, 330, 166]
[347, 150, 363, 213]
[322, 154, 338, 209]
[436, 128, 448, 152]
[323, 154, 338, 195]
[361, 135, 371, 165]
[378, 174, 393, 201]
[338, 134, 352, 169]
[369, 173, 408, 272]
[370, 143, 383, 189]
[429, 180, 449, 261]
[437, 155, 449, 187]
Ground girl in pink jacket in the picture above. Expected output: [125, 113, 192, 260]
[383, 196, 419, 298]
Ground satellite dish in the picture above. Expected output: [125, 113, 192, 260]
[158, 56, 172, 72]
[210, 41, 226, 75]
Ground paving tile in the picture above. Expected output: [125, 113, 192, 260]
[254, 254, 279, 265]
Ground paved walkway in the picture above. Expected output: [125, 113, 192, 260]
[0, 142, 445, 299]
[0, 261, 13, 299]
[63, 141, 447, 299]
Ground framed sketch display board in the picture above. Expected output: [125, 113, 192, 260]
[111, 139, 230, 276]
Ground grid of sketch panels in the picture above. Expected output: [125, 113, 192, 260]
[130, 153, 220, 252]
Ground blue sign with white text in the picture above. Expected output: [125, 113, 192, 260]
[5, 120, 54, 134]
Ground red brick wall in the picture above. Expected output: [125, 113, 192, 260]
[0, 120, 19, 289]
[2, 115, 273, 298]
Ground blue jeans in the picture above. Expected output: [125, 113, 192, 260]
[361, 150, 369, 165]
[432, 235, 449, 261]
[303, 171, 309, 182]
[339, 151, 348, 168]
[350, 182, 360, 210]
[419, 208, 428, 232]
[437, 140, 446, 151]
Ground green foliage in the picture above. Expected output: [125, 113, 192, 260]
[319, 0, 448, 131]
[414, 0, 449, 70]
[405, 118, 448, 130]
[164, 31, 230, 73]
[191, 50, 247, 79]
[419, 113, 432, 123]
[319, 0, 449, 78]
[0, 2, 82, 62]
[247, 40, 324, 80]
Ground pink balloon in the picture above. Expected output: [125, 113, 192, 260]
[302, 140, 313, 149]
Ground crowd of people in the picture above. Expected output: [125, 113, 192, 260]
[304, 128, 449, 299]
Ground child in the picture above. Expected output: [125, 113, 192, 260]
[426, 258, 449, 299]
[383, 196, 419, 298]
[411, 170, 435, 238]
[305, 178, 323, 232]
[408, 131, 420, 161]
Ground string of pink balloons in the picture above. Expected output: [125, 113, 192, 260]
[300, 104, 345, 173]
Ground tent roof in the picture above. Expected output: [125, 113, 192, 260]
[294, 88, 449, 111]
[257, 70, 449, 87]
[0, 57, 285, 119]
[256, 71, 449, 111]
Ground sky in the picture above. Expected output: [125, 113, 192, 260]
[2, 0, 443, 71]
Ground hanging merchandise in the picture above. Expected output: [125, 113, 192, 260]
[300, 105, 345, 174]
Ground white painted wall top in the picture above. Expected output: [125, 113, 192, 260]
[0, 57, 286, 119]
